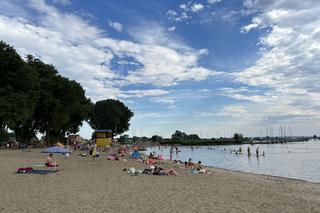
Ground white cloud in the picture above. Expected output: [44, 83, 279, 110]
[179, 4, 188, 10]
[108, 20, 122, 32]
[191, 4, 204, 12]
[226, 0, 320, 127]
[219, 87, 267, 103]
[207, 0, 221, 4]
[51, 0, 71, 5]
[166, 9, 177, 18]
[151, 97, 175, 105]
[0, 0, 217, 102]
[121, 89, 170, 98]
[198, 89, 210, 93]
[167, 26, 176, 32]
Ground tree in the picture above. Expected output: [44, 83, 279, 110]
[27, 57, 92, 145]
[89, 99, 133, 136]
[233, 133, 244, 143]
[189, 134, 200, 140]
[0, 41, 40, 142]
[14, 55, 92, 145]
[119, 134, 130, 144]
[0, 41, 92, 145]
[151, 135, 162, 142]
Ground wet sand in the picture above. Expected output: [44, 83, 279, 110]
[0, 149, 319, 213]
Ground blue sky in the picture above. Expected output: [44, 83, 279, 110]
[0, 0, 319, 138]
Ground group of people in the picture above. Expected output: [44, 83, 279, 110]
[148, 152, 164, 160]
[185, 158, 211, 174]
[247, 146, 265, 157]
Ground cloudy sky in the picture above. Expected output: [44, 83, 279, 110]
[1, 0, 319, 138]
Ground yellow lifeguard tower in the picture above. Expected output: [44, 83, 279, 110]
[95, 130, 112, 147]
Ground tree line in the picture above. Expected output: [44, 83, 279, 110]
[119, 130, 250, 145]
[0, 41, 133, 145]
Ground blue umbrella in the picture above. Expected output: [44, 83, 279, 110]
[42, 146, 71, 154]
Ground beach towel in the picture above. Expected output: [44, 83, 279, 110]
[16, 168, 58, 175]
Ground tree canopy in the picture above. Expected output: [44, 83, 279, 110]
[0, 41, 134, 144]
[89, 99, 134, 136]
[0, 41, 92, 144]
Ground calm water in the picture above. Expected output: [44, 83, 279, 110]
[145, 139, 320, 183]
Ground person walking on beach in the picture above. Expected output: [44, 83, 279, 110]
[256, 147, 259, 157]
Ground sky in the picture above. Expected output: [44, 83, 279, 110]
[0, 0, 319, 139]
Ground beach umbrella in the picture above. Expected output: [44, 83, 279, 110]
[42, 146, 71, 154]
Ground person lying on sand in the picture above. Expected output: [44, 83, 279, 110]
[153, 166, 177, 176]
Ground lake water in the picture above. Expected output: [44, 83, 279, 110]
[145, 139, 320, 183]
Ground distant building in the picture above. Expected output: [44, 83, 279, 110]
[66, 134, 86, 144]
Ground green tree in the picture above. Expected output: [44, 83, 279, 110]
[0, 41, 92, 145]
[189, 134, 200, 140]
[233, 133, 244, 143]
[89, 99, 134, 136]
[119, 134, 130, 144]
[151, 135, 162, 142]
[0, 41, 39, 142]
[25, 56, 91, 145]
[171, 130, 190, 143]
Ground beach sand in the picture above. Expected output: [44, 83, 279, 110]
[0, 149, 319, 213]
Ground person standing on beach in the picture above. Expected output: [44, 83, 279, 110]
[169, 147, 173, 160]
[256, 147, 259, 157]
[247, 147, 251, 156]
[89, 143, 97, 161]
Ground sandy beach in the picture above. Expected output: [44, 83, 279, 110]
[0, 149, 320, 213]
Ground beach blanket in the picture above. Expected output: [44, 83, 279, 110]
[16, 167, 58, 175]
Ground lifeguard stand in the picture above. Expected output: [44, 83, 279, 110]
[95, 130, 112, 147]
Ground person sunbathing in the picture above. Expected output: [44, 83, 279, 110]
[164, 168, 178, 176]
[193, 161, 211, 174]
[45, 154, 58, 167]
[153, 166, 177, 176]
[186, 158, 194, 168]
[194, 161, 203, 170]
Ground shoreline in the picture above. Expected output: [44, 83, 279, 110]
[207, 165, 320, 185]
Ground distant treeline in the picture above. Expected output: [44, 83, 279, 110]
[159, 138, 249, 146]
[119, 130, 250, 145]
